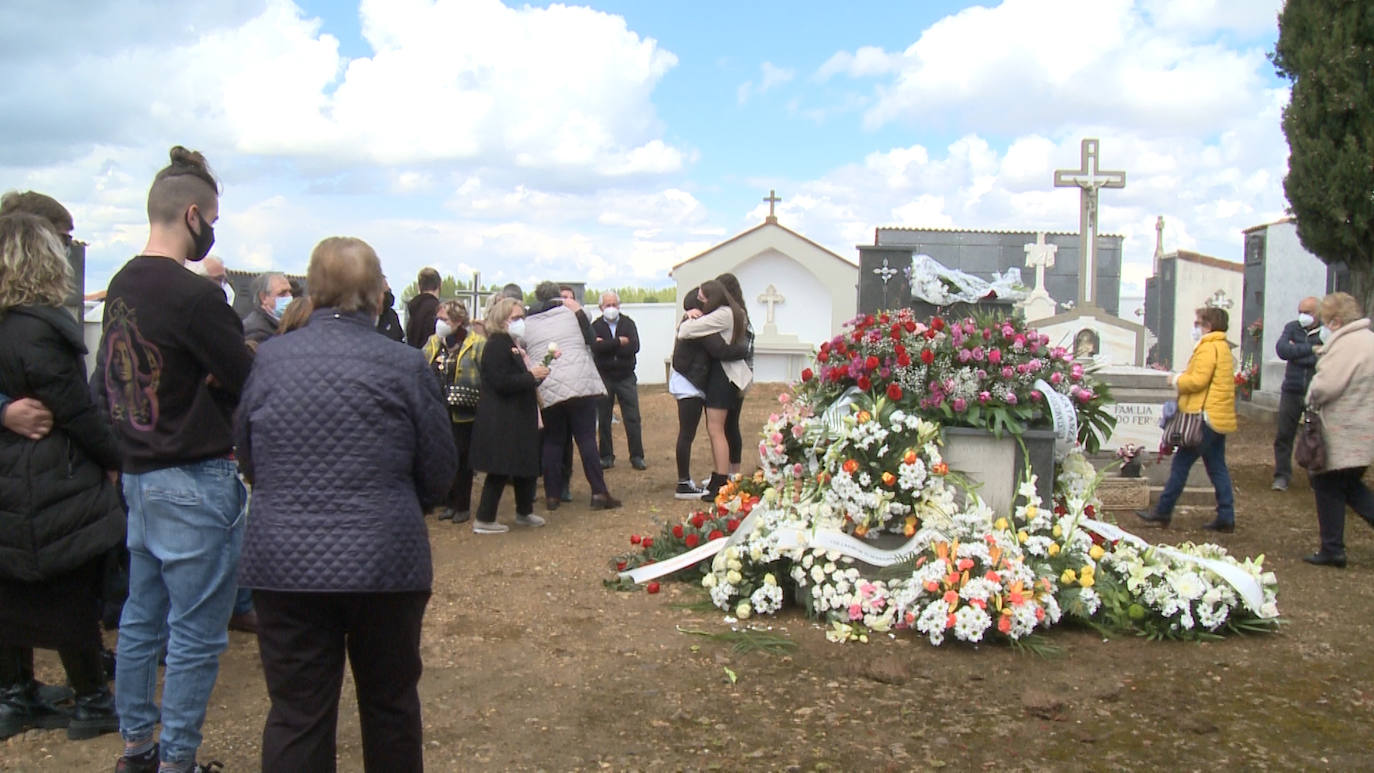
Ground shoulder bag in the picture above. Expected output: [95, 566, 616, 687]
[1295, 407, 1326, 471]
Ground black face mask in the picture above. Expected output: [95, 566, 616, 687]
[383, 290, 396, 308]
[185, 209, 215, 262]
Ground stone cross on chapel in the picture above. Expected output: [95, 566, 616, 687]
[757, 283, 784, 334]
[1053, 138, 1125, 309]
[763, 190, 782, 224]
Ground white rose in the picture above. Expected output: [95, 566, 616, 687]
[702, 573, 718, 589]
[736, 602, 752, 619]
[763, 573, 777, 587]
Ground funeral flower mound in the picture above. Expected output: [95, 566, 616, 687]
[609, 311, 1280, 645]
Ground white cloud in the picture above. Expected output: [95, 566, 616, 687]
[738, 61, 796, 104]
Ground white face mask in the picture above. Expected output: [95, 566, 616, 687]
[1297, 312, 1315, 328]
[507, 318, 526, 339]
[434, 319, 454, 339]
[1320, 325, 1333, 344]
[1191, 325, 1203, 343]
[602, 305, 620, 322]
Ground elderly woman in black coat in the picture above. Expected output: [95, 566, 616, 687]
[234, 237, 456, 772]
[468, 297, 551, 533]
[0, 213, 124, 741]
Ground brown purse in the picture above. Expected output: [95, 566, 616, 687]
[1295, 408, 1326, 471]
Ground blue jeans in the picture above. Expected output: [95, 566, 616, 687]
[1156, 424, 1235, 524]
[116, 458, 246, 766]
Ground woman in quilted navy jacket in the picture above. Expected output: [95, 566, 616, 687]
[0, 213, 124, 741]
[234, 237, 456, 772]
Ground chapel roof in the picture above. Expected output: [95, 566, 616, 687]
[670, 220, 857, 272]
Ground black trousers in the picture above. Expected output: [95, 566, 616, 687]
[1273, 390, 1305, 482]
[597, 374, 644, 463]
[446, 421, 475, 513]
[676, 396, 704, 481]
[0, 644, 104, 695]
[254, 589, 430, 773]
[1311, 466, 1374, 555]
[541, 397, 608, 500]
[475, 474, 537, 522]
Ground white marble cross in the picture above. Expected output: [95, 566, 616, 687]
[1054, 138, 1125, 308]
[1023, 232, 1058, 291]
[758, 284, 785, 325]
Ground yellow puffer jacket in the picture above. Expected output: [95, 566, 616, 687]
[1174, 331, 1237, 433]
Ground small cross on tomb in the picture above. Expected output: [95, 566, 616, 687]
[1054, 138, 1125, 308]
[757, 284, 785, 326]
[763, 189, 782, 223]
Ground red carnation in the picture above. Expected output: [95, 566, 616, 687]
[897, 353, 912, 367]
[616, 561, 627, 571]
[817, 351, 829, 363]
[801, 368, 813, 382]
[641, 537, 654, 548]
[646, 581, 661, 594]
[727, 518, 741, 533]
[690, 513, 707, 528]
[684, 533, 700, 548]
[671, 524, 684, 538]
[857, 375, 872, 391]
[920, 349, 935, 365]
[905, 321, 917, 332]
[887, 383, 903, 401]
[932, 317, 946, 332]
[865, 355, 880, 370]
[708, 529, 725, 540]
[630, 534, 642, 545]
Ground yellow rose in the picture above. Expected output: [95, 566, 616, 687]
[1079, 564, 1095, 578]
[1018, 531, 1029, 544]
[1052, 524, 1062, 538]
[994, 518, 1009, 531]
[1089, 545, 1105, 560]
[1048, 543, 1061, 557]
[1060, 569, 1077, 585]
[1079, 575, 1095, 588]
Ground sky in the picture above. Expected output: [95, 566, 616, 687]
[1, 0, 1290, 314]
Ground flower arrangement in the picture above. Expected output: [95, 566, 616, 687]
[1234, 355, 1259, 399]
[1246, 318, 1263, 341]
[798, 310, 1116, 452]
[1115, 443, 1145, 477]
[607, 310, 1281, 646]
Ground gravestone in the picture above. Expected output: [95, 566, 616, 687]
[1240, 218, 1330, 405]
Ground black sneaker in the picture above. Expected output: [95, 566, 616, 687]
[0, 684, 70, 740]
[675, 480, 706, 500]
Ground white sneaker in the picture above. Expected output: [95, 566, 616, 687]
[472, 520, 509, 534]
[514, 513, 547, 528]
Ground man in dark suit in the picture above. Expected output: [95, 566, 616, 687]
[591, 291, 645, 470]
[1273, 296, 1322, 490]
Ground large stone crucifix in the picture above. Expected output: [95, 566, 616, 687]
[1053, 138, 1125, 308]
[763, 189, 782, 224]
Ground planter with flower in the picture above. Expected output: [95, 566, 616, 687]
[608, 309, 1281, 646]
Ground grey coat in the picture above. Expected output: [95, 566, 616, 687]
[234, 308, 456, 592]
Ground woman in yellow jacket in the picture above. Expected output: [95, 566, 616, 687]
[423, 300, 486, 524]
[1138, 306, 1238, 532]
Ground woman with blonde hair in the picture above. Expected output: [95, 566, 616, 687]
[1137, 305, 1237, 532]
[0, 213, 124, 741]
[1302, 292, 1374, 567]
[468, 297, 549, 533]
[423, 299, 485, 523]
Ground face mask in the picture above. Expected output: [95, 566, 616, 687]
[507, 318, 526, 339]
[1320, 325, 1333, 344]
[434, 319, 454, 339]
[273, 295, 292, 317]
[383, 290, 395, 309]
[220, 281, 235, 307]
[602, 306, 620, 322]
[1191, 325, 1203, 343]
[186, 209, 215, 262]
[1298, 312, 1315, 328]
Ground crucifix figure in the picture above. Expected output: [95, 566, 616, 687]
[763, 189, 782, 223]
[1053, 138, 1125, 308]
[873, 257, 898, 308]
[757, 284, 785, 327]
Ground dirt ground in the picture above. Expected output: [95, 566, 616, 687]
[5, 384, 1374, 771]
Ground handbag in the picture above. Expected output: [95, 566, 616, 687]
[446, 383, 480, 408]
[1163, 410, 1205, 450]
[1295, 408, 1327, 471]
[436, 345, 481, 409]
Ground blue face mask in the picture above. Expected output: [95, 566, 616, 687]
[273, 295, 292, 317]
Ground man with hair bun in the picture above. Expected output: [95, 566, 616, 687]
[94, 146, 253, 773]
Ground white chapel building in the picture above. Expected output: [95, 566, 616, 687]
[670, 209, 857, 383]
